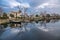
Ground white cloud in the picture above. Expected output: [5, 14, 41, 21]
[1, 0, 60, 13]
[20, 3, 30, 8]
[2, 0, 20, 8]
[36, 3, 49, 9]
[2, 0, 30, 8]
[35, 0, 60, 9]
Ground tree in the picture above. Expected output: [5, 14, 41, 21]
[46, 14, 50, 18]
[35, 14, 39, 17]
[3, 12, 9, 19]
[3, 12, 7, 17]
[10, 14, 14, 17]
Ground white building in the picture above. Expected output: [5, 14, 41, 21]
[10, 10, 22, 17]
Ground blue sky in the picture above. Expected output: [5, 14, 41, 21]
[0, 0, 60, 14]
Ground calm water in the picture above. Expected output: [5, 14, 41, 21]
[0, 19, 60, 40]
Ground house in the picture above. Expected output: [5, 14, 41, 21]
[10, 10, 21, 17]
[11, 10, 22, 17]
[8, 10, 22, 19]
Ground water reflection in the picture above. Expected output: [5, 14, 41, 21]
[10, 23, 21, 28]
[40, 21, 46, 27]
[0, 23, 8, 30]
[0, 19, 60, 40]
[50, 19, 60, 23]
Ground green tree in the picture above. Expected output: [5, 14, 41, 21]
[2, 12, 9, 19]
[46, 14, 50, 18]
[3, 12, 7, 17]
[10, 14, 14, 17]
[35, 14, 39, 17]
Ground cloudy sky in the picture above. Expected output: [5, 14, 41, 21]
[0, 0, 60, 14]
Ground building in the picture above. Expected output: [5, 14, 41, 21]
[10, 10, 22, 17]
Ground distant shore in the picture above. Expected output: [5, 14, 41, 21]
[0, 17, 60, 24]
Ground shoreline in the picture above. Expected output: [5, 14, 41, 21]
[0, 18, 60, 24]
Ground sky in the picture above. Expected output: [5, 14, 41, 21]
[0, 0, 60, 14]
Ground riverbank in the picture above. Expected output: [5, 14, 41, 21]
[0, 17, 60, 24]
[0, 19, 9, 24]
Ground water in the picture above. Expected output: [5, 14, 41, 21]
[0, 19, 60, 40]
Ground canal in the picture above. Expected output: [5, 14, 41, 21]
[0, 19, 60, 40]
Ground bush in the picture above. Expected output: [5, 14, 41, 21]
[0, 12, 9, 19]
[10, 14, 14, 17]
